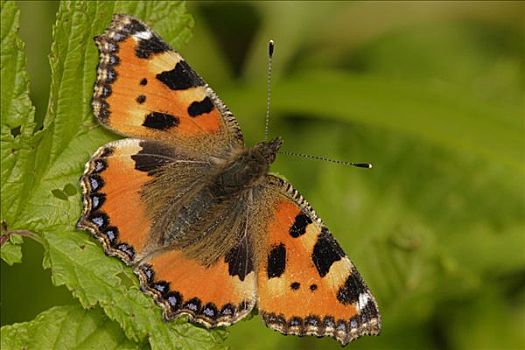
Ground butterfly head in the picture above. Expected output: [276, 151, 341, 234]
[254, 137, 283, 165]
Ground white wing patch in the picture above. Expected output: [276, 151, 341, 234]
[357, 292, 371, 312]
[133, 30, 153, 40]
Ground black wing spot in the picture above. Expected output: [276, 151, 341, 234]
[104, 227, 118, 246]
[142, 112, 179, 130]
[336, 319, 347, 332]
[139, 78, 148, 86]
[136, 95, 146, 104]
[152, 281, 170, 297]
[267, 243, 286, 278]
[336, 267, 367, 305]
[98, 146, 114, 158]
[312, 227, 345, 277]
[309, 284, 318, 291]
[105, 68, 116, 83]
[289, 213, 312, 238]
[140, 264, 155, 284]
[136, 35, 170, 59]
[88, 175, 104, 192]
[166, 291, 183, 312]
[131, 141, 175, 175]
[224, 238, 254, 282]
[90, 193, 106, 210]
[290, 282, 300, 290]
[288, 317, 303, 327]
[202, 303, 218, 319]
[263, 312, 286, 328]
[183, 298, 202, 313]
[156, 61, 205, 90]
[305, 316, 320, 327]
[188, 96, 214, 117]
[220, 304, 235, 316]
[360, 298, 379, 322]
[116, 243, 135, 260]
[323, 316, 336, 329]
[127, 19, 147, 34]
[89, 212, 109, 229]
[95, 99, 110, 122]
[93, 159, 107, 173]
[99, 84, 112, 98]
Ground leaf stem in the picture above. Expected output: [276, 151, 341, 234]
[1, 221, 41, 246]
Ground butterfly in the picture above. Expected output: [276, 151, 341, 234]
[78, 14, 381, 346]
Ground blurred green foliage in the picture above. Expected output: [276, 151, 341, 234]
[1, 1, 524, 349]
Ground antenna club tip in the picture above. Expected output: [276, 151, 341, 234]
[268, 40, 275, 57]
[352, 162, 373, 169]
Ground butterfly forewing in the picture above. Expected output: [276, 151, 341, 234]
[93, 14, 243, 158]
[254, 176, 381, 345]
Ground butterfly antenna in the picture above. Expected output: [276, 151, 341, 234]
[264, 40, 274, 141]
[280, 150, 373, 169]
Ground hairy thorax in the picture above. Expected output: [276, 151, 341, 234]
[141, 138, 282, 263]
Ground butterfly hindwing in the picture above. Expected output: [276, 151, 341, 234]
[93, 14, 243, 157]
[136, 235, 257, 327]
[256, 176, 381, 345]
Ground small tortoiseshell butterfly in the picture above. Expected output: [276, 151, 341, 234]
[78, 14, 381, 346]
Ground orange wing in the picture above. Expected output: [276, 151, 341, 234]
[93, 14, 243, 157]
[256, 176, 381, 346]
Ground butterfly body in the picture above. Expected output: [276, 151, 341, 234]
[79, 14, 380, 346]
[209, 137, 282, 199]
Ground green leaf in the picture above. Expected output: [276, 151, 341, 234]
[0, 304, 143, 350]
[0, 234, 23, 265]
[0, 0, 37, 239]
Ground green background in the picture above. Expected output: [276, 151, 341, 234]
[1, 1, 524, 349]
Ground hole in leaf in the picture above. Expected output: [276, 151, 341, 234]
[51, 189, 67, 200]
[63, 183, 77, 196]
[117, 271, 136, 288]
[10, 126, 21, 137]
